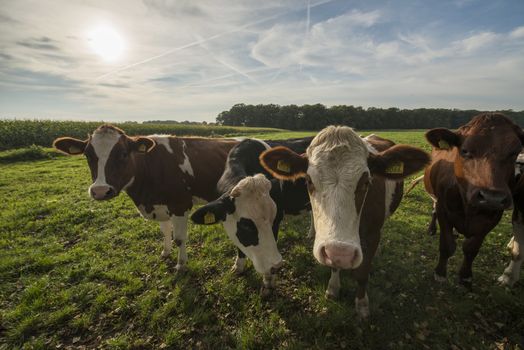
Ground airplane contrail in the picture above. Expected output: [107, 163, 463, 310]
[194, 34, 258, 84]
[95, 0, 337, 81]
[300, 0, 311, 72]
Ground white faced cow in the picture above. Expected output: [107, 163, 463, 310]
[261, 126, 429, 318]
[53, 124, 238, 271]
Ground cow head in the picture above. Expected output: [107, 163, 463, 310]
[53, 124, 156, 200]
[191, 174, 282, 275]
[260, 126, 430, 270]
[426, 113, 524, 211]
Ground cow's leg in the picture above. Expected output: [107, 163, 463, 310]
[434, 209, 456, 282]
[325, 269, 340, 299]
[307, 212, 316, 239]
[427, 200, 437, 236]
[349, 228, 381, 320]
[231, 249, 247, 275]
[160, 220, 173, 258]
[498, 210, 524, 286]
[171, 213, 188, 271]
[458, 233, 487, 289]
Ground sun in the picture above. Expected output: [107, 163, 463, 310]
[88, 25, 125, 62]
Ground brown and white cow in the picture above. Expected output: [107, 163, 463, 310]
[260, 126, 429, 318]
[424, 113, 524, 288]
[53, 124, 238, 271]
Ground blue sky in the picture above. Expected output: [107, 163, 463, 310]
[0, 0, 523, 122]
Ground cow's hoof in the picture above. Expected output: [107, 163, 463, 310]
[434, 272, 447, 283]
[458, 277, 472, 291]
[175, 264, 187, 272]
[497, 274, 515, 287]
[497, 274, 513, 286]
[356, 307, 370, 321]
[355, 295, 370, 321]
[231, 263, 246, 275]
[260, 286, 273, 299]
[231, 257, 246, 275]
[325, 288, 339, 300]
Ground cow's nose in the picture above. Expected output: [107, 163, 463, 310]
[321, 241, 362, 269]
[476, 189, 511, 210]
[90, 185, 115, 200]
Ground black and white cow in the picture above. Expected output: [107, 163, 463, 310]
[190, 137, 313, 294]
[498, 153, 524, 286]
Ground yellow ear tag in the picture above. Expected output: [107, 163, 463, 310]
[385, 161, 404, 175]
[138, 144, 147, 152]
[69, 145, 82, 154]
[438, 140, 450, 150]
[204, 212, 216, 224]
[277, 160, 291, 173]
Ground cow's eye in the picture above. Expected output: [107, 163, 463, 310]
[306, 175, 315, 193]
[460, 148, 472, 159]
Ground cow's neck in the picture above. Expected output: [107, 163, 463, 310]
[123, 153, 150, 204]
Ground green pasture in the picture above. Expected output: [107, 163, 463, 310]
[0, 128, 522, 349]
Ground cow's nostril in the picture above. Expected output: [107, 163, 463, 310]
[106, 187, 115, 197]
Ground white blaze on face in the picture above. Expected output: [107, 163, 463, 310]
[179, 141, 194, 176]
[89, 129, 121, 190]
[222, 174, 282, 274]
[149, 135, 173, 153]
[307, 126, 371, 269]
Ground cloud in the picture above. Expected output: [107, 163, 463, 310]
[16, 37, 61, 51]
[510, 26, 524, 39]
[455, 32, 498, 52]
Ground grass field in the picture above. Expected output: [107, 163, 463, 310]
[0, 129, 523, 349]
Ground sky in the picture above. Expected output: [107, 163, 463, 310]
[0, 0, 523, 122]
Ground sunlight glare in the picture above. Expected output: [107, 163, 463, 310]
[88, 25, 125, 62]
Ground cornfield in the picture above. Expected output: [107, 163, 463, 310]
[0, 120, 282, 150]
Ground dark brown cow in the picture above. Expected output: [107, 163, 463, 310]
[53, 124, 238, 271]
[261, 126, 429, 318]
[424, 113, 524, 288]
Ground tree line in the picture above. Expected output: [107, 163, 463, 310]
[216, 103, 524, 130]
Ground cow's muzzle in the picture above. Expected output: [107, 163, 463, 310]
[319, 241, 363, 269]
[472, 188, 512, 211]
[90, 185, 116, 200]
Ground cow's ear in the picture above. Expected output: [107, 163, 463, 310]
[53, 137, 87, 155]
[368, 145, 430, 180]
[132, 137, 156, 153]
[260, 146, 308, 180]
[425, 128, 461, 150]
[190, 197, 235, 225]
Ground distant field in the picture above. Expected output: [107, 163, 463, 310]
[0, 130, 522, 349]
[0, 120, 283, 150]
